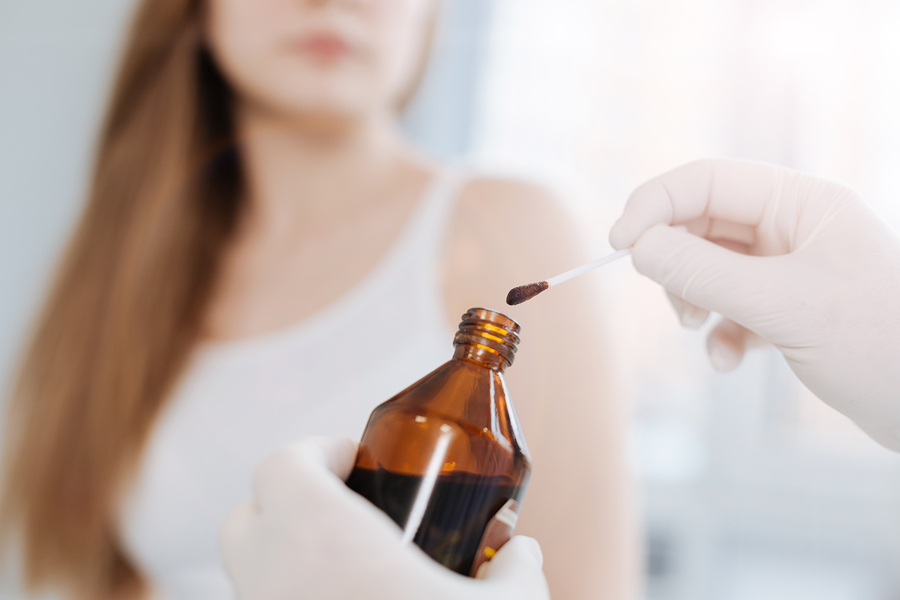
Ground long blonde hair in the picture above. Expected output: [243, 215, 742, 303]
[0, 0, 243, 596]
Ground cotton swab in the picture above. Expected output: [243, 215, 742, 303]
[505, 248, 631, 306]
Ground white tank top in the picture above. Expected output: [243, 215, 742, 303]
[118, 170, 464, 600]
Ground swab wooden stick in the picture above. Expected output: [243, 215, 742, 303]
[505, 248, 631, 306]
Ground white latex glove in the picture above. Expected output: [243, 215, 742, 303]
[609, 159, 900, 451]
[220, 435, 549, 600]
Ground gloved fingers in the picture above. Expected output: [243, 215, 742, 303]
[631, 223, 778, 324]
[610, 159, 785, 250]
[854, 423, 900, 454]
[219, 499, 258, 569]
[705, 318, 766, 372]
[704, 218, 756, 253]
[666, 291, 710, 329]
[253, 435, 359, 511]
[475, 536, 545, 582]
[308, 434, 358, 481]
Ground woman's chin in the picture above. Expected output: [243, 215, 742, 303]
[247, 95, 384, 132]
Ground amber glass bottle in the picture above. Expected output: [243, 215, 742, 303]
[346, 308, 532, 576]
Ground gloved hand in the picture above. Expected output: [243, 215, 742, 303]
[220, 435, 549, 600]
[609, 159, 900, 451]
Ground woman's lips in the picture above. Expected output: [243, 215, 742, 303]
[296, 32, 354, 60]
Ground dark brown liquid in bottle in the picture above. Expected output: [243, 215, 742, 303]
[346, 308, 531, 576]
[345, 470, 524, 575]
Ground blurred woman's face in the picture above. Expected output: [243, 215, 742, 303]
[206, 0, 434, 122]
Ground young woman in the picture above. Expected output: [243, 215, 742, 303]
[0, 0, 637, 598]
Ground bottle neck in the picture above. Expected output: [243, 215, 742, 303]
[452, 308, 521, 372]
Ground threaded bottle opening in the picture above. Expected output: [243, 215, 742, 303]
[452, 308, 521, 370]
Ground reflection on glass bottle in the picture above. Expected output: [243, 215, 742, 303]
[346, 308, 532, 576]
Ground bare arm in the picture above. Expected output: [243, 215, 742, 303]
[441, 178, 640, 600]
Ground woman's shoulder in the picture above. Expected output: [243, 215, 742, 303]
[452, 173, 587, 267]
[455, 174, 570, 228]
[440, 171, 590, 313]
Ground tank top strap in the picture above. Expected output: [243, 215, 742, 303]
[409, 165, 471, 260]
[389, 165, 470, 335]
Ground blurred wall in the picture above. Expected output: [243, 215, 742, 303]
[0, 0, 135, 393]
[403, 0, 493, 157]
[475, 1, 900, 599]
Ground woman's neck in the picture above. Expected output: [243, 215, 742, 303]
[236, 106, 407, 238]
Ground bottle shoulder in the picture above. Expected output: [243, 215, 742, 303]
[364, 359, 529, 463]
[373, 359, 507, 417]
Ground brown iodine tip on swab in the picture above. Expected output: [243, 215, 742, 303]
[506, 281, 550, 305]
[506, 248, 631, 306]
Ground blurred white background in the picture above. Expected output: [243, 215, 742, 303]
[3, 1, 900, 599]
[475, 2, 900, 599]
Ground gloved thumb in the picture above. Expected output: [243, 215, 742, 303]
[304, 434, 359, 481]
[252, 435, 359, 512]
[631, 224, 777, 328]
